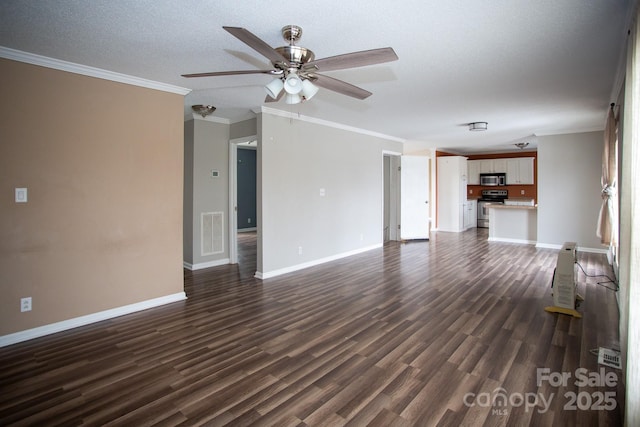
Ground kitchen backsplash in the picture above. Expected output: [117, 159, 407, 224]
[467, 184, 536, 202]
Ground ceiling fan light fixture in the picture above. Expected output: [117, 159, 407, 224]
[301, 79, 319, 100]
[469, 122, 488, 131]
[192, 104, 216, 118]
[183, 25, 398, 104]
[284, 93, 302, 104]
[284, 73, 303, 94]
[265, 78, 284, 98]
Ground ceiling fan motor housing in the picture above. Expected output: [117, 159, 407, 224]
[281, 25, 303, 44]
[275, 46, 315, 69]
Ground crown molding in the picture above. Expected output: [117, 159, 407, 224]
[186, 111, 256, 124]
[0, 46, 191, 96]
[229, 112, 258, 124]
[254, 106, 406, 143]
[191, 113, 230, 124]
[534, 126, 604, 137]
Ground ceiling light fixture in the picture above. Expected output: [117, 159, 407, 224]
[515, 142, 530, 149]
[265, 79, 284, 99]
[192, 104, 216, 118]
[469, 122, 488, 131]
[285, 93, 302, 104]
[265, 70, 319, 104]
[283, 73, 303, 94]
[301, 79, 319, 100]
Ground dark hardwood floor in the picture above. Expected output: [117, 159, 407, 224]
[0, 229, 623, 426]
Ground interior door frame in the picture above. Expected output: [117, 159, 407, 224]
[383, 150, 402, 242]
[229, 135, 257, 264]
[400, 155, 431, 240]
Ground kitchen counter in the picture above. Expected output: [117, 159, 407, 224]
[490, 204, 537, 210]
[504, 198, 535, 206]
[487, 205, 537, 244]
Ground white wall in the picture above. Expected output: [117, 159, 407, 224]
[183, 121, 194, 263]
[537, 131, 605, 251]
[183, 118, 230, 268]
[258, 111, 403, 277]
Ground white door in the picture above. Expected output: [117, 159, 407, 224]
[400, 155, 430, 240]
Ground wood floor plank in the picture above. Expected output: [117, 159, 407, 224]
[0, 230, 624, 426]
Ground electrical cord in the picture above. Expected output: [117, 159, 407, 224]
[575, 261, 619, 291]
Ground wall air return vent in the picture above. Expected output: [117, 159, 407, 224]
[201, 212, 224, 256]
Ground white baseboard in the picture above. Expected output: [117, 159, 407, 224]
[489, 237, 537, 245]
[256, 243, 382, 279]
[0, 292, 187, 348]
[535, 242, 562, 250]
[183, 258, 230, 270]
[536, 242, 609, 254]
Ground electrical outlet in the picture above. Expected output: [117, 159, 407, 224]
[248, 218, 251, 224]
[21, 297, 32, 312]
[298, 246, 303, 255]
[521, 190, 525, 195]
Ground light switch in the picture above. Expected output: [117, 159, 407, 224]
[15, 188, 27, 203]
[319, 188, 326, 197]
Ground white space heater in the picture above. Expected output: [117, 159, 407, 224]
[545, 242, 583, 318]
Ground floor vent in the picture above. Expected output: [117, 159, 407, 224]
[201, 212, 224, 256]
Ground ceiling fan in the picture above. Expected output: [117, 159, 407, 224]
[182, 25, 398, 104]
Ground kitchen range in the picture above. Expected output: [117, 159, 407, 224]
[477, 189, 508, 228]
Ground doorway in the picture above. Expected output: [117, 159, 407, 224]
[383, 152, 431, 242]
[383, 153, 401, 242]
[229, 136, 258, 277]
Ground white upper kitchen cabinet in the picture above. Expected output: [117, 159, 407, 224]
[506, 157, 535, 185]
[492, 158, 507, 174]
[479, 158, 507, 174]
[467, 160, 481, 185]
[437, 156, 468, 232]
[479, 159, 493, 173]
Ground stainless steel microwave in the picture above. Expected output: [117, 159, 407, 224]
[480, 173, 506, 186]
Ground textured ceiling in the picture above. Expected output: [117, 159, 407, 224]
[0, 0, 632, 153]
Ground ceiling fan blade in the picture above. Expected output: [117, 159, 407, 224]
[182, 69, 281, 78]
[303, 47, 398, 72]
[309, 74, 372, 100]
[223, 26, 289, 67]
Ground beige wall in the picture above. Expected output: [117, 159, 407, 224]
[0, 59, 185, 336]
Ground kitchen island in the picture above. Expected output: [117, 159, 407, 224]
[488, 204, 537, 244]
